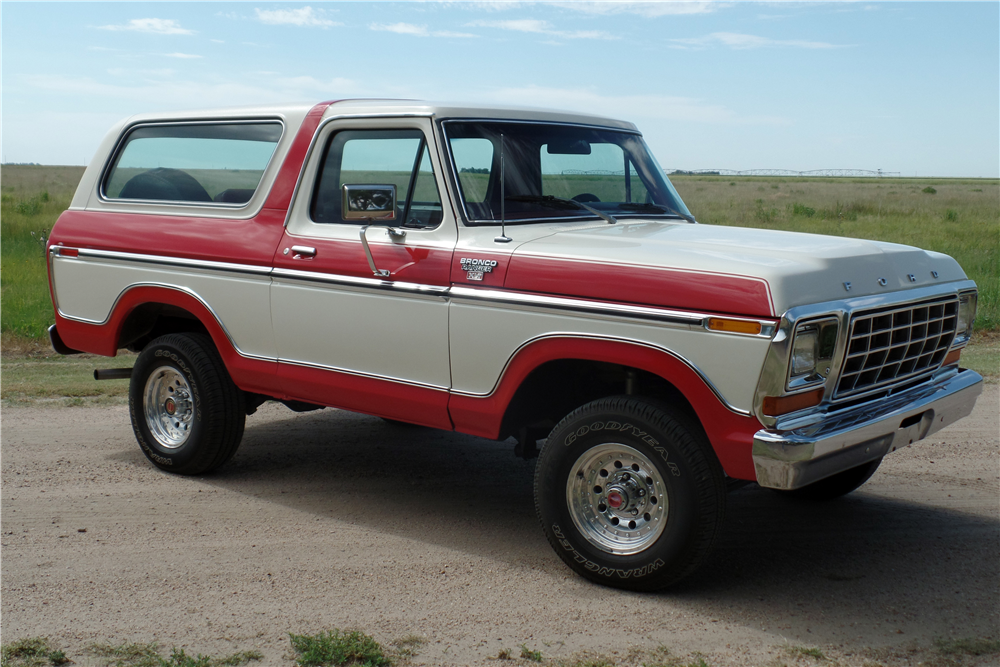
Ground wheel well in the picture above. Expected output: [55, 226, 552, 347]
[117, 303, 211, 352]
[499, 359, 700, 442]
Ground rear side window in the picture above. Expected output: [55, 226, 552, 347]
[103, 122, 283, 205]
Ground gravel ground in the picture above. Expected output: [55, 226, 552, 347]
[2, 386, 998, 666]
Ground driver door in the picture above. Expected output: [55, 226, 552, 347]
[270, 117, 456, 428]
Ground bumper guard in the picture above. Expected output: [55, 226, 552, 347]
[753, 368, 983, 490]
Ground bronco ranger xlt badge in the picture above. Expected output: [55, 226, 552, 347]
[460, 257, 497, 281]
[46, 99, 982, 591]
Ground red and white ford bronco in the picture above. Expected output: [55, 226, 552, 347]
[47, 100, 982, 590]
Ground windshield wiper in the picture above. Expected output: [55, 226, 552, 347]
[617, 202, 696, 224]
[506, 194, 617, 225]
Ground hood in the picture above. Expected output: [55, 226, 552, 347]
[505, 221, 967, 318]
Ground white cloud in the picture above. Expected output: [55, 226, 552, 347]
[670, 32, 850, 50]
[369, 22, 476, 38]
[554, 1, 723, 17]
[477, 85, 789, 126]
[162, 53, 203, 59]
[371, 22, 428, 36]
[254, 7, 340, 28]
[466, 19, 617, 40]
[97, 18, 194, 35]
[210, 39, 226, 44]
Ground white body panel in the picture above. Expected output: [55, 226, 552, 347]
[272, 115, 457, 389]
[270, 281, 451, 388]
[51, 254, 275, 358]
[449, 297, 770, 413]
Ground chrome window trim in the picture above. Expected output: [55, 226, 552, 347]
[98, 118, 287, 210]
[753, 280, 978, 429]
[439, 118, 648, 227]
[449, 332, 751, 416]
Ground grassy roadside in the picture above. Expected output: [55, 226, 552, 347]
[2, 633, 998, 667]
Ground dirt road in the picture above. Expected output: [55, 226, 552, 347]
[2, 386, 998, 666]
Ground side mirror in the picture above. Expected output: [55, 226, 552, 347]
[342, 184, 396, 221]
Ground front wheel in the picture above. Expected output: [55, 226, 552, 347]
[534, 397, 726, 591]
[129, 333, 245, 475]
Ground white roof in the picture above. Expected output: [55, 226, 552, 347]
[119, 99, 637, 132]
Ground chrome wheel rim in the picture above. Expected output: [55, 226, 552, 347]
[566, 443, 668, 555]
[143, 366, 194, 449]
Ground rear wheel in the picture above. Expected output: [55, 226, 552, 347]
[535, 396, 726, 590]
[129, 333, 245, 475]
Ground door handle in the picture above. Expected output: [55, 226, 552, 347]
[289, 245, 316, 258]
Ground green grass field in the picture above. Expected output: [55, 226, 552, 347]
[2, 166, 997, 346]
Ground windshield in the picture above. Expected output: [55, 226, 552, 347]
[443, 121, 692, 224]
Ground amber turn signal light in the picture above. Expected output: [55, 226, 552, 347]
[943, 348, 961, 367]
[707, 318, 762, 335]
[762, 387, 825, 417]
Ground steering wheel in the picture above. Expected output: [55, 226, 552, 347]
[572, 193, 601, 203]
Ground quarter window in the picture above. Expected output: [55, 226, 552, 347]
[104, 122, 282, 204]
[311, 129, 443, 228]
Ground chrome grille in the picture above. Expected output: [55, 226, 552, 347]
[835, 296, 958, 399]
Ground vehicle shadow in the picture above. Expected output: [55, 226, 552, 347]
[201, 406, 999, 646]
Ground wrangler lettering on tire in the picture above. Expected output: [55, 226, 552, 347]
[535, 396, 726, 590]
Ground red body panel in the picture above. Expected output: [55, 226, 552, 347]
[504, 256, 774, 318]
[448, 337, 762, 480]
[262, 101, 336, 212]
[276, 363, 452, 430]
[273, 232, 453, 286]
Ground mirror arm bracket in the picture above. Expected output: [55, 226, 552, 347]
[359, 224, 391, 278]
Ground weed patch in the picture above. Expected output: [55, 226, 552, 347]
[519, 644, 543, 662]
[288, 630, 389, 667]
[1, 638, 69, 667]
[87, 642, 260, 667]
[922, 186, 937, 194]
[785, 644, 825, 660]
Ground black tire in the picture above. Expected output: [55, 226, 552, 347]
[129, 333, 245, 475]
[534, 396, 726, 591]
[778, 458, 882, 501]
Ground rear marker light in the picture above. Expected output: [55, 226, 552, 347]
[58, 247, 79, 257]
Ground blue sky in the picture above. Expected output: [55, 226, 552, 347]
[3, 1, 998, 177]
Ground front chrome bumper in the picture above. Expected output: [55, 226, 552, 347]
[752, 368, 983, 490]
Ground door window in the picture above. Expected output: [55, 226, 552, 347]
[311, 129, 443, 228]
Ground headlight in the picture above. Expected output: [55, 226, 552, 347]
[787, 318, 839, 389]
[954, 291, 977, 347]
